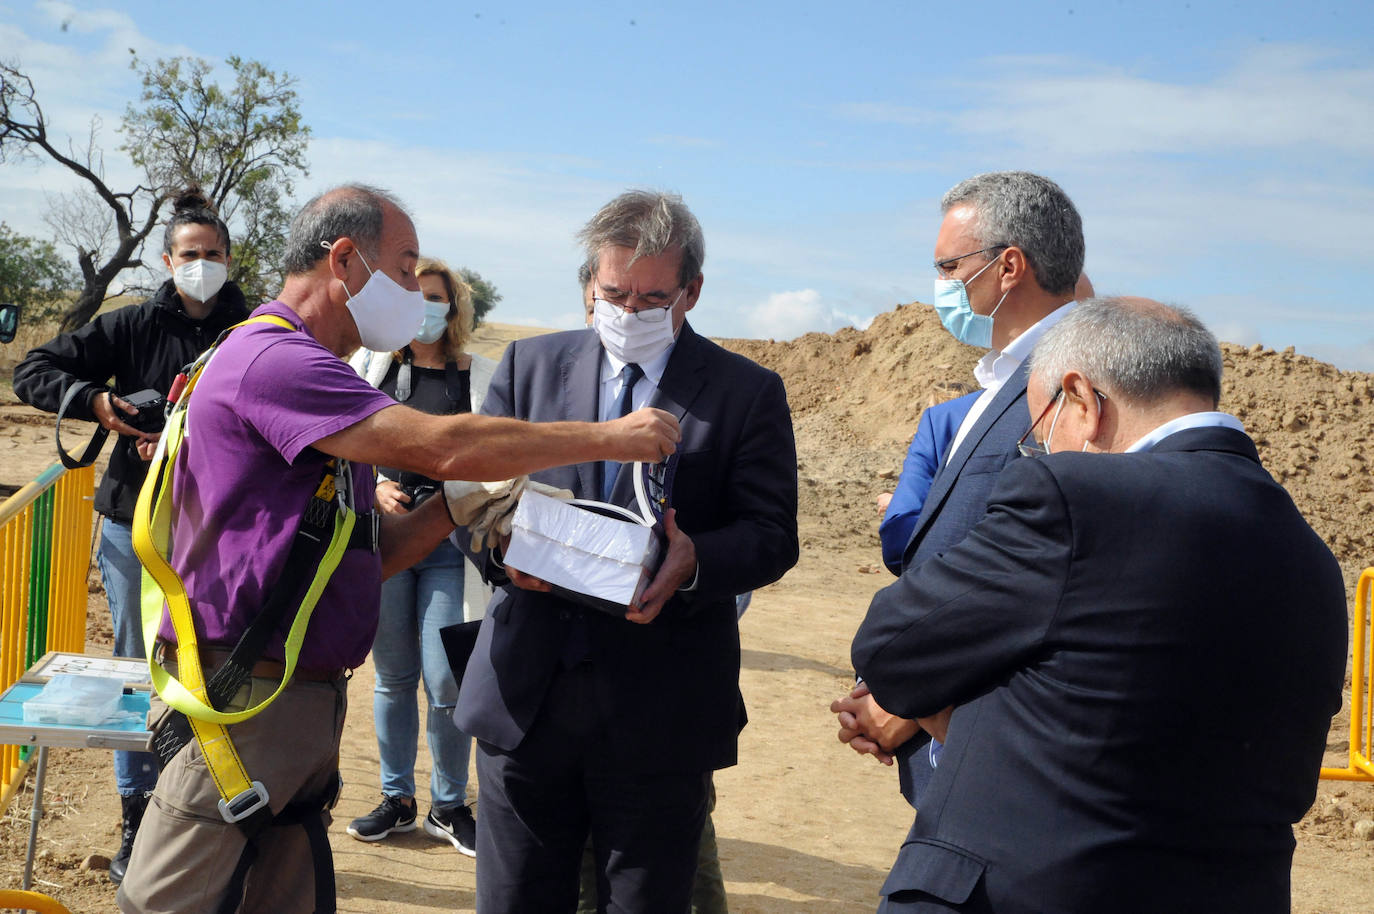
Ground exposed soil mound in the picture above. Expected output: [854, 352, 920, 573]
[725, 300, 1374, 587]
[3, 304, 1372, 913]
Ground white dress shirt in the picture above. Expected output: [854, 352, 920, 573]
[598, 342, 675, 421]
[1124, 411, 1246, 453]
[945, 300, 1078, 465]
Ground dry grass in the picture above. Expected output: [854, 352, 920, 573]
[0, 295, 142, 381]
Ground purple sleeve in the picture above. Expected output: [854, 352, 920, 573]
[237, 334, 397, 464]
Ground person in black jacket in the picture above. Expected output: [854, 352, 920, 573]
[11, 188, 250, 884]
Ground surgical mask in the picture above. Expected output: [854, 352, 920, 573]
[593, 298, 677, 364]
[932, 256, 1008, 349]
[413, 302, 448, 345]
[172, 259, 227, 303]
[323, 241, 425, 353]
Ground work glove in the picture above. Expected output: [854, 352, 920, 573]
[443, 476, 573, 552]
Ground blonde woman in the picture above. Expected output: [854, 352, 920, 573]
[346, 257, 495, 855]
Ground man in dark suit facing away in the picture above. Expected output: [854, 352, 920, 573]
[832, 171, 1087, 806]
[454, 190, 799, 914]
[852, 297, 1347, 913]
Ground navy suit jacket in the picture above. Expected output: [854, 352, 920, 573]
[880, 392, 980, 573]
[453, 323, 799, 773]
[854, 427, 1347, 913]
[891, 361, 1034, 803]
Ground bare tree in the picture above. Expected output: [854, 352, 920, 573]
[0, 54, 309, 327]
[0, 62, 164, 330]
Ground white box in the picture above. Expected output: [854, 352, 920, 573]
[22, 673, 124, 726]
[504, 490, 662, 615]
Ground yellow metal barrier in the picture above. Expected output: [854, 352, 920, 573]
[1321, 567, 1374, 782]
[0, 462, 95, 813]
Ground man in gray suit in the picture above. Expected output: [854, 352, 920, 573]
[832, 171, 1086, 806]
[456, 190, 799, 913]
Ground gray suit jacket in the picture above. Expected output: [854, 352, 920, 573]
[453, 323, 799, 772]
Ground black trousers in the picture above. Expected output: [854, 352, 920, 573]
[474, 662, 710, 914]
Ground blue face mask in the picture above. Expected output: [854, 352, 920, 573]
[932, 255, 1008, 349]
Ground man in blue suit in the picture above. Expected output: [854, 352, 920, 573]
[877, 391, 978, 573]
[852, 297, 1346, 912]
[834, 171, 1087, 805]
[454, 190, 799, 913]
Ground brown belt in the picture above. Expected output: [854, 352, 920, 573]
[152, 639, 345, 683]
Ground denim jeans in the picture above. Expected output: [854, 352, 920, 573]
[96, 517, 159, 796]
[372, 538, 471, 806]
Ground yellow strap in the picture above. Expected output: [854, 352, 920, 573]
[132, 315, 356, 808]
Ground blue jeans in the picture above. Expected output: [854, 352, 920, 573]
[372, 539, 471, 806]
[96, 517, 159, 796]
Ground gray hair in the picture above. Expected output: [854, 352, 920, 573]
[576, 259, 593, 291]
[941, 171, 1084, 297]
[577, 190, 705, 287]
[282, 184, 409, 276]
[1029, 297, 1223, 406]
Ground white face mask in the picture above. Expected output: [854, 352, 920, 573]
[323, 241, 425, 353]
[413, 302, 448, 345]
[592, 297, 677, 364]
[172, 259, 228, 304]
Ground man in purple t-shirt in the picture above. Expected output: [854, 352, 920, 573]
[118, 184, 680, 914]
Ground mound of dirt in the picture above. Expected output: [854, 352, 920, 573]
[3, 302, 1372, 913]
[725, 300, 1374, 588]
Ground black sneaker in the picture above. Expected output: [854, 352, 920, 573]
[424, 804, 476, 857]
[346, 794, 417, 842]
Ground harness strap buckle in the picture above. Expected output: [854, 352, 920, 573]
[218, 781, 271, 824]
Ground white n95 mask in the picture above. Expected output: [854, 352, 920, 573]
[172, 259, 228, 304]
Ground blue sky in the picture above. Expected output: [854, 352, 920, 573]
[2, 0, 1372, 368]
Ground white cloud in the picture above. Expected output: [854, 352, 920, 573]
[744, 289, 870, 340]
[747, 289, 825, 339]
[950, 45, 1374, 159]
[1303, 339, 1374, 373]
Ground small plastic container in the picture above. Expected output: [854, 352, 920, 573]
[22, 673, 124, 726]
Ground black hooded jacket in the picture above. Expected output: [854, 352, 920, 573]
[13, 279, 251, 523]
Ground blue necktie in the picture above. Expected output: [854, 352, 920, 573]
[601, 362, 644, 501]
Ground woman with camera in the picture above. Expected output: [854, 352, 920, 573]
[12, 188, 249, 884]
[346, 256, 495, 857]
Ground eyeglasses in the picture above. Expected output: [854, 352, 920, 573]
[934, 245, 1007, 278]
[1017, 390, 1063, 458]
[592, 286, 684, 323]
[1017, 388, 1108, 458]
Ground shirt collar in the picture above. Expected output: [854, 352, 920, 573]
[1124, 411, 1246, 453]
[600, 336, 677, 387]
[972, 299, 1078, 390]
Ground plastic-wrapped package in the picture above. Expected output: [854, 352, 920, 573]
[504, 491, 662, 614]
[22, 673, 125, 726]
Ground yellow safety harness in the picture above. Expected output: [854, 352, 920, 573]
[133, 315, 357, 826]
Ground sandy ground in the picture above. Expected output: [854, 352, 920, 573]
[2, 309, 1373, 912]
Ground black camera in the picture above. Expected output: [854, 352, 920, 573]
[120, 388, 166, 433]
[401, 482, 440, 510]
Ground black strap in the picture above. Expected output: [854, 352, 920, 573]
[153, 459, 345, 790]
[216, 782, 339, 914]
[395, 348, 465, 406]
[54, 382, 110, 469]
[207, 459, 343, 716]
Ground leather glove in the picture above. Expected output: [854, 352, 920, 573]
[443, 476, 573, 551]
